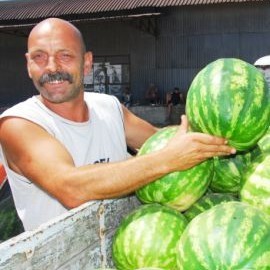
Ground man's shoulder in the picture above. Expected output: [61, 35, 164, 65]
[1, 97, 36, 118]
[84, 92, 120, 105]
[84, 92, 123, 119]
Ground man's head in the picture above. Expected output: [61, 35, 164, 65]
[173, 87, 180, 93]
[26, 18, 92, 103]
[254, 55, 270, 89]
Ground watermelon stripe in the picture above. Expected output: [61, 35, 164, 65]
[210, 149, 255, 194]
[241, 155, 270, 215]
[258, 127, 270, 154]
[183, 193, 237, 221]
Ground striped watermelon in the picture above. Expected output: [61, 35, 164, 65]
[210, 149, 257, 194]
[258, 126, 270, 154]
[186, 58, 270, 151]
[183, 192, 237, 221]
[135, 127, 213, 211]
[177, 201, 270, 269]
[240, 154, 270, 215]
[112, 203, 188, 269]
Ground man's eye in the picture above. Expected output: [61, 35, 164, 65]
[60, 54, 72, 61]
[33, 54, 47, 63]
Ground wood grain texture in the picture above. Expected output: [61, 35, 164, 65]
[0, 196, 141, 270]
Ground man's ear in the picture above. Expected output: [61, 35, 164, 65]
[84, 51, 93, 76]
[25, 53, 33, 79]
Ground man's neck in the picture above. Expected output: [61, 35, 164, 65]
[38, 94, 89, 122]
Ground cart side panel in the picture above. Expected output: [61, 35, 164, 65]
[0, 196, 141, 270]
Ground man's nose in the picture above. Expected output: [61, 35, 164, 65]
[46, 56, 59, 73]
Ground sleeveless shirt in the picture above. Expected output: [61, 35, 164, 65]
[0, 92, 128, 230]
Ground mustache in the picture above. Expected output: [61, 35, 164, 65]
[39, 72, 73, 86]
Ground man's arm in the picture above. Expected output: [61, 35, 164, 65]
[0, 116, 235, 209]
[122, 105, 158, 150]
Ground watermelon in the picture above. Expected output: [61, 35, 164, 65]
[135, 127, 213, 211]
[112, 203, 188, 270]
[240, 154, 270, 215]
[186, 58, 270, 151]
[258, 126, 270, 154]
[210, 148, 257, 194]
[135, 268, 165, 270]
[183, 192, 238, 221]
[177, 201, 270, 269]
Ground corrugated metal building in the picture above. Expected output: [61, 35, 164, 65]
[0, 0, 269, 105]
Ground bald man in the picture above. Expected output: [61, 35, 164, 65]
[0, 18, 235, 230]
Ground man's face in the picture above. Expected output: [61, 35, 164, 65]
[26, 24, 90, 103]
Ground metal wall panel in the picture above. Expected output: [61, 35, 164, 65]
[149, 3, 270, 102]
[0, 33, 35, 105]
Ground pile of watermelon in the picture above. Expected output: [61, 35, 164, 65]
[110, 58, 270, 270]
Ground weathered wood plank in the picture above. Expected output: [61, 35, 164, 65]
[0, 195, 141, 270]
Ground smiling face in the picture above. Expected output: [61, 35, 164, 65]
[26, 18, 92, 104]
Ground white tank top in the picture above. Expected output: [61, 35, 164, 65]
[0, 92, 128, 230]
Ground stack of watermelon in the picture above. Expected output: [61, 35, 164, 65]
[111, 58, 270, 269]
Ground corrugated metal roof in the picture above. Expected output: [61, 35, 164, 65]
[0, 0, 265, 26]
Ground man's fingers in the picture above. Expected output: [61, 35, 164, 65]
[188, 133, 236, 156]
[191, 149, 234, 165]
[177, 120, 232, 149]
[192, 132, 232, 147]
[207, 141, 235, 152]
[178, 115, 188, 134]
[197, 141, 236, 156]
[203, 150, 235, 158]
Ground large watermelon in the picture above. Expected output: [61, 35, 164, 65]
[112, 203, 188, 270]
[210, 148, 258, 194]
[177, 201, 270, 269]
[186, 58, 270, 151]
[183, 192, 237, 221]
[240, 154, 270, 215]
[135, 127, 213, 211]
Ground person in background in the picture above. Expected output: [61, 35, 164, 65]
[167, 87, 185, 122]
[0, 18, 235, 231]
[254, 55, 270, 89]
[122, 86, 132, 108]
[145, 83, 160, 105]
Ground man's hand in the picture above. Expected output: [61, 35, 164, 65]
[163, 115, 236, 171]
